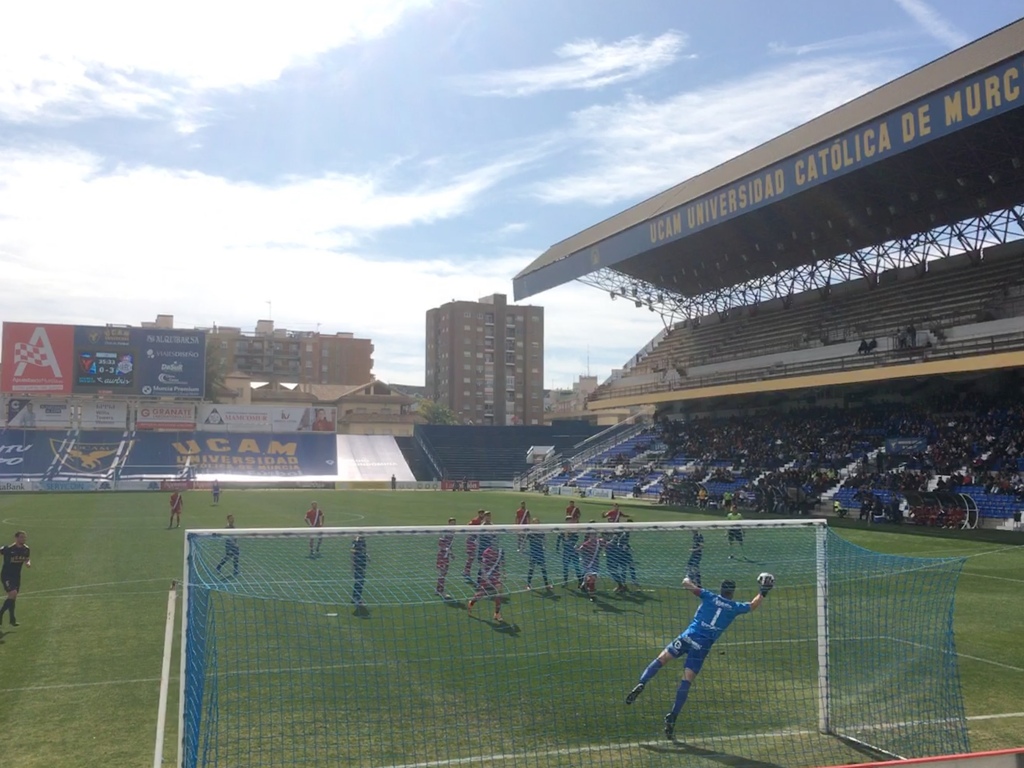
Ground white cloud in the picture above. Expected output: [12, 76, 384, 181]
[893, 0, 969, 49]
[458, 31, 688, 97]
[768, 29, 906, 57]
[0, 0, 433, 123]
[0, 146, 655, 385]
[496, 222, 529, 237]
[533, 57, 895, 207]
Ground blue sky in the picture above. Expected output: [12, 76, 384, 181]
[1, 0, 1021, 388]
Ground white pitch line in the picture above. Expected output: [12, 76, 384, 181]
[894, 638, 1024, 673]
[27, 578, 172, 595]
[966, 711, 1024, 721]
[23, 590, 170, 600]
[959, 571, 1024, 585]
[6, 677, 160, 693]
[950, 652, 1024, 673]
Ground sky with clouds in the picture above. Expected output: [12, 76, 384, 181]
[1, 0, 1021, 389]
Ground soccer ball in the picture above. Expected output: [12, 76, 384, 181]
[757, 572, 775, 588]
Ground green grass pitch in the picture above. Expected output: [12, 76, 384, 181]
[0, 490, 1021, 768]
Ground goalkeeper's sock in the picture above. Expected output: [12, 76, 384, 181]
[670, 679, 692, 717]
[0, 598, 9, 622]
[639, 658, 663, 685]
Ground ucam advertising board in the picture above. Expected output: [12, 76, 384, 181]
[117, 431, 337, 479]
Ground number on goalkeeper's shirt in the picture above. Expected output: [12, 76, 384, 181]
[689, 589, 751, 640]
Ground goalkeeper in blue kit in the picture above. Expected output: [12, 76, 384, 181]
[625, 572, 775, 738]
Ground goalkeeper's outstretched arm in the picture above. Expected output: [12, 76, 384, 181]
[681, 576, 702, 597]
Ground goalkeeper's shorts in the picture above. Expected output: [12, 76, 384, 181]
[666, 633, 710, 673]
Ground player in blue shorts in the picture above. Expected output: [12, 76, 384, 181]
[625, 572, 774, 739]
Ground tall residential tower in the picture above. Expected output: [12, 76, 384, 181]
[425, 293, 543, 426]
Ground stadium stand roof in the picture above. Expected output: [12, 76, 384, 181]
[513, 18, 1024, 303]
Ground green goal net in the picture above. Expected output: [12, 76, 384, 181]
[179, 519, 967, 768]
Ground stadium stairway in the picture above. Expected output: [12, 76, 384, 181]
[394, 436, 434, 481]
[821, 450, 883, 507]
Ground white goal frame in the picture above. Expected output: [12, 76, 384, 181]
[175, 518, 830, 768]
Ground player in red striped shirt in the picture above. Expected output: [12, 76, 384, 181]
[467, 544, 505, 623]
[603, 503, 631, 523]
[305, 501, 324, 558]
[436, 517, 457, 599]
[565, 500, 581, 524]
[168, 491, 183, 529]
[514, 500, 531, 551]
[462, 510, 485, 582]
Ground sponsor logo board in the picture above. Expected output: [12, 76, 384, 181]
[80, 401, 128, 429]
[2, 322, 205, 398]
[197, 405, 337, 433]
[1, 324, 75, 394]
[136, 405, 197, 430]
[5, 398, 73, 429]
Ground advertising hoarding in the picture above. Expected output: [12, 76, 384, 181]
[0, 323, 75, 394]
[122, 432, 338, 477]
[80, 401, 129, 430]
[197, 405, 337, 433]
[5, 398, 74, 429]
[135, 404, 197, 430]
[136, 330, 205, 398]
[2, 322, 206, 399]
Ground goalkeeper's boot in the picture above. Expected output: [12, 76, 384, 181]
[493, 612, 503, 623]
[625, 682, 645, 705]
[663, 713, 677, 740]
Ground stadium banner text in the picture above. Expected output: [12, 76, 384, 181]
[4, 397, 73, 429]
[394, 481, 441, 490]
[441, 479, 481, 490]
[80, 401, 128, 430]
[121, 432, 339, 477]
[197, 404, 337, 433]
[885, 436, 928, 453]
[135, 405, 197, 430]
[516, 55, 1024, 297]
[547, 485, 580, 496]
[1, 322, 206, 398]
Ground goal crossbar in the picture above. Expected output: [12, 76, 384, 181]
[182, 518, 828, 538]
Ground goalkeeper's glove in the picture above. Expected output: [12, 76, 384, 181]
[757, 572, 775, 597]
